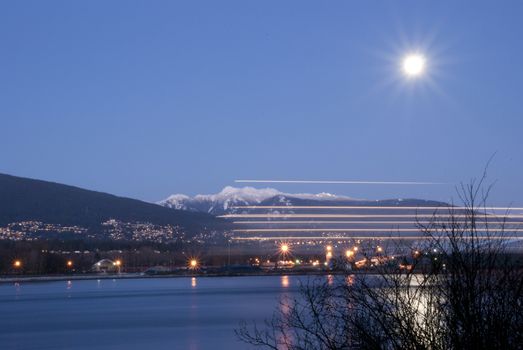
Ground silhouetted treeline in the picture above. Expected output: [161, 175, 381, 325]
[0, 239, 268, 275]
[0, 239, 200, 274]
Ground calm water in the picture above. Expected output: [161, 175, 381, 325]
[0, 276, 303, 350]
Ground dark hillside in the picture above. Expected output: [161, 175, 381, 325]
[0, 173, 223, 232]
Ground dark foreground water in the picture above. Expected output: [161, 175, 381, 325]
[0, 276, 303, 350]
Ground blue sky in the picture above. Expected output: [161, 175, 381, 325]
[1, 1, 522, 205]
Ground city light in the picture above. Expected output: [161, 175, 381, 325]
[13, 260, 21, 268]
[189, 259, 198, 269]
[377, 246, 383, 253]
[67, 260, 73, 267]
[114, 260, 122, 266]
[278, 242, 292, 257]
[346, 250, 354, 258]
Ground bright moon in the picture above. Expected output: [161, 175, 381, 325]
[402, 54, 426, 77]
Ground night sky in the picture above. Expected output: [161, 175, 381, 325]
[1, 1, 522, 205]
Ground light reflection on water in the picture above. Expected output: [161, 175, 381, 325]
[281, 275, 289, 288]
[327, 274, 334, 285]
[0, 276, 309, 350]
[0, 274, 436, 349]
[346, 274, 355, 285]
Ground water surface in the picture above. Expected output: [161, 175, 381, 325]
[0, 276, 303, 350]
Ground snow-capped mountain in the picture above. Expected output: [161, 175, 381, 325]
[158, 186, 449, 218]
[158, 186, 358, 215]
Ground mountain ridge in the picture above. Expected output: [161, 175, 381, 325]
[159, 186, 448, 215]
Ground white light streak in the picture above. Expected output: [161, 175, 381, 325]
[233, 228, 523, 233]
[232, 236, 523, 241]
[230, 205, 523, 211]
[233, 220, 523, 225]
[221, 214, 523, 218]
[235, 179, 447, 185]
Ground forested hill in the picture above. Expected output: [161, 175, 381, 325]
[0, 173, 223, 232]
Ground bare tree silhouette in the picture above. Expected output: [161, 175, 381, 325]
[237, 175, 523, 349]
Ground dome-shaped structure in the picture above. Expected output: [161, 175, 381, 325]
[92, 259, 117, 273]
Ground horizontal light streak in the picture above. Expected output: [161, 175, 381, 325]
[232, 236, 523, 241]
[221, 214, 523, 218]
[233, 236, 422, 241]
[235, 179, 447, 185]
[233, 220, 523, 225]
[233, 228, 523, 233]
[230, 205, 523, 211]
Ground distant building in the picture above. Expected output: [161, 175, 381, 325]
[142, 266, 172, 275]
[260, 261, 276, 270]
[92, 259, 118, 273]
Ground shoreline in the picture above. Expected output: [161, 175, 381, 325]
[0, 270, 350, 284]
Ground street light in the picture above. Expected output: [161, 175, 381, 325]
[278, 243, 291, 262]
[67, 260, 73, 268]
[114, 259, 122, 274]
[13, 260, 22, 268]
[189, 259, 198, 269]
